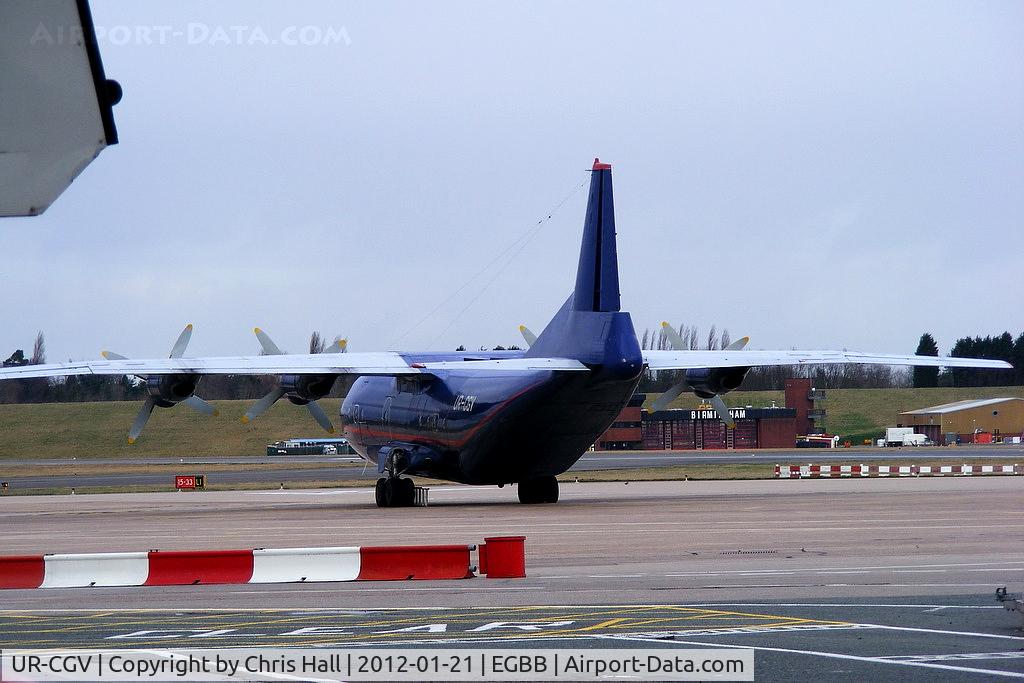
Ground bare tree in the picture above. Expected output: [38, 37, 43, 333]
[30, 331, 45, 365]
[309, 331, 325, 355]
[721, 328, 731, 349]
[706, 324, 718, 351]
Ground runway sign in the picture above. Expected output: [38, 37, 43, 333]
[174, 475, 206, 490]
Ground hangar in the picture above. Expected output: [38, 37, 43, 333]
[900, 398, 1024, 443]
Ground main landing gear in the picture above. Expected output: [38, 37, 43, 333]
[518, 475, 559, 504]
[375, 476, 415, 507]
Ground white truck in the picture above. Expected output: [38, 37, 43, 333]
[882, 427, 929, 447]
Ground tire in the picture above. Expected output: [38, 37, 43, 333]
[375, 478, 387, 507]
[400, 478, 415, 506]
[542, 477, 559, 504]
[382, 478, 396, 507]
[518, 476, 559, 504]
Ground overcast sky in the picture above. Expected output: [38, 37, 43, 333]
[4, 0, 1022, 362]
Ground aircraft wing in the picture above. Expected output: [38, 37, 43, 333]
[643, 349, 1013, 370]
[1, 349, 1008, 381]
[0, 353, 589, 379]
[0, 0, 121, 216]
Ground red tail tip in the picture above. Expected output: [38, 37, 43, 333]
[592, 157, 612, 170]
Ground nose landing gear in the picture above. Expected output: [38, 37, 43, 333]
[375, 449, 416, 507]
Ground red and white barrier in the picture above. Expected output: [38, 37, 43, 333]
[0, 538, 526, 590]
[775, 463, 1021, 479]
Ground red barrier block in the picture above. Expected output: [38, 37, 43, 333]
[145, 550, 254, 586]
[479, 536, 526, 578]
[0, 555, 45, 589]
[358, 545, 473, 580]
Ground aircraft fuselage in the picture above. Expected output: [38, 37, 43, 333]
[341, 368, 641, 484]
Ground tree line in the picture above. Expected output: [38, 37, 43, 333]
[913, 331, 1024, 387]
[637, 323, 910, 392]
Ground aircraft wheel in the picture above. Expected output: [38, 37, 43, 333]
[400, 478, 416, 506]
[376, 477, 415, 507]
[518, 476, 558, 504]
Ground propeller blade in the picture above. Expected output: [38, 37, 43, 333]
[649, 381, 688, 412]
[242, 386, 287, 423]
[168, 324, 194, 359]
[323, 338, 347, 354]
[101, 350, 128, 361]
[253, 327, 284, 356]
[306, 400, 336, 433]
[184, 395, 219, 417]
[710, 393, 735, 428]
[127, 398, 156, 444]
[660, 321, 687, 350]
[519, 325, 537, 347]
[724, 336, 750, 351]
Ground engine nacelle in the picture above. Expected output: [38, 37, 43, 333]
[146, 374, 200, 408]
[684, 367, 749, 399]
[280, 374, 337, 406]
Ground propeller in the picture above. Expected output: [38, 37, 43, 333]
[519, 325, 538, 347]
[103, 324, 218, 444]
[649, 322, 749, 427]
[242, 329, 344, 432]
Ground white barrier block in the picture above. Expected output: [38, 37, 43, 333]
[251, 547, 360, 583]
[41, 552, 149, 588]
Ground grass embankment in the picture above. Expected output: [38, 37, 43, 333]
[0, 398, 346, 459]
[647, 386, 1024, 443]
[1, 386, 1022, 460]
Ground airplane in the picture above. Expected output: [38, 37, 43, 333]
[0, 159, 1012, 507]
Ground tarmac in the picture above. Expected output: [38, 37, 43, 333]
[2, 446, 1021, 490]
[1, 478, 1022, 680]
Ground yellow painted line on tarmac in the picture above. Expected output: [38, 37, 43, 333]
[0, 604, 856, 648]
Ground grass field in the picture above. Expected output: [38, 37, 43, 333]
[1, 386, 1023, 459]
[0, 398, 346, 459]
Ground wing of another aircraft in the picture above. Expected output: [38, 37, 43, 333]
[0, 0, 121, 216]
[642, 349, 1012, 370]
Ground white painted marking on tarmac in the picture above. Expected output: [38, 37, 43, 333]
[880, 652, 1024, 663]
[605, 634, 1024, 679]
[587, 574, 644, 578]
[852, 623, 1024, 642]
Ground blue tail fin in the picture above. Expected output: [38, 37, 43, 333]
[526, 159, 642, 379]
[573, 158, 620, 312]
